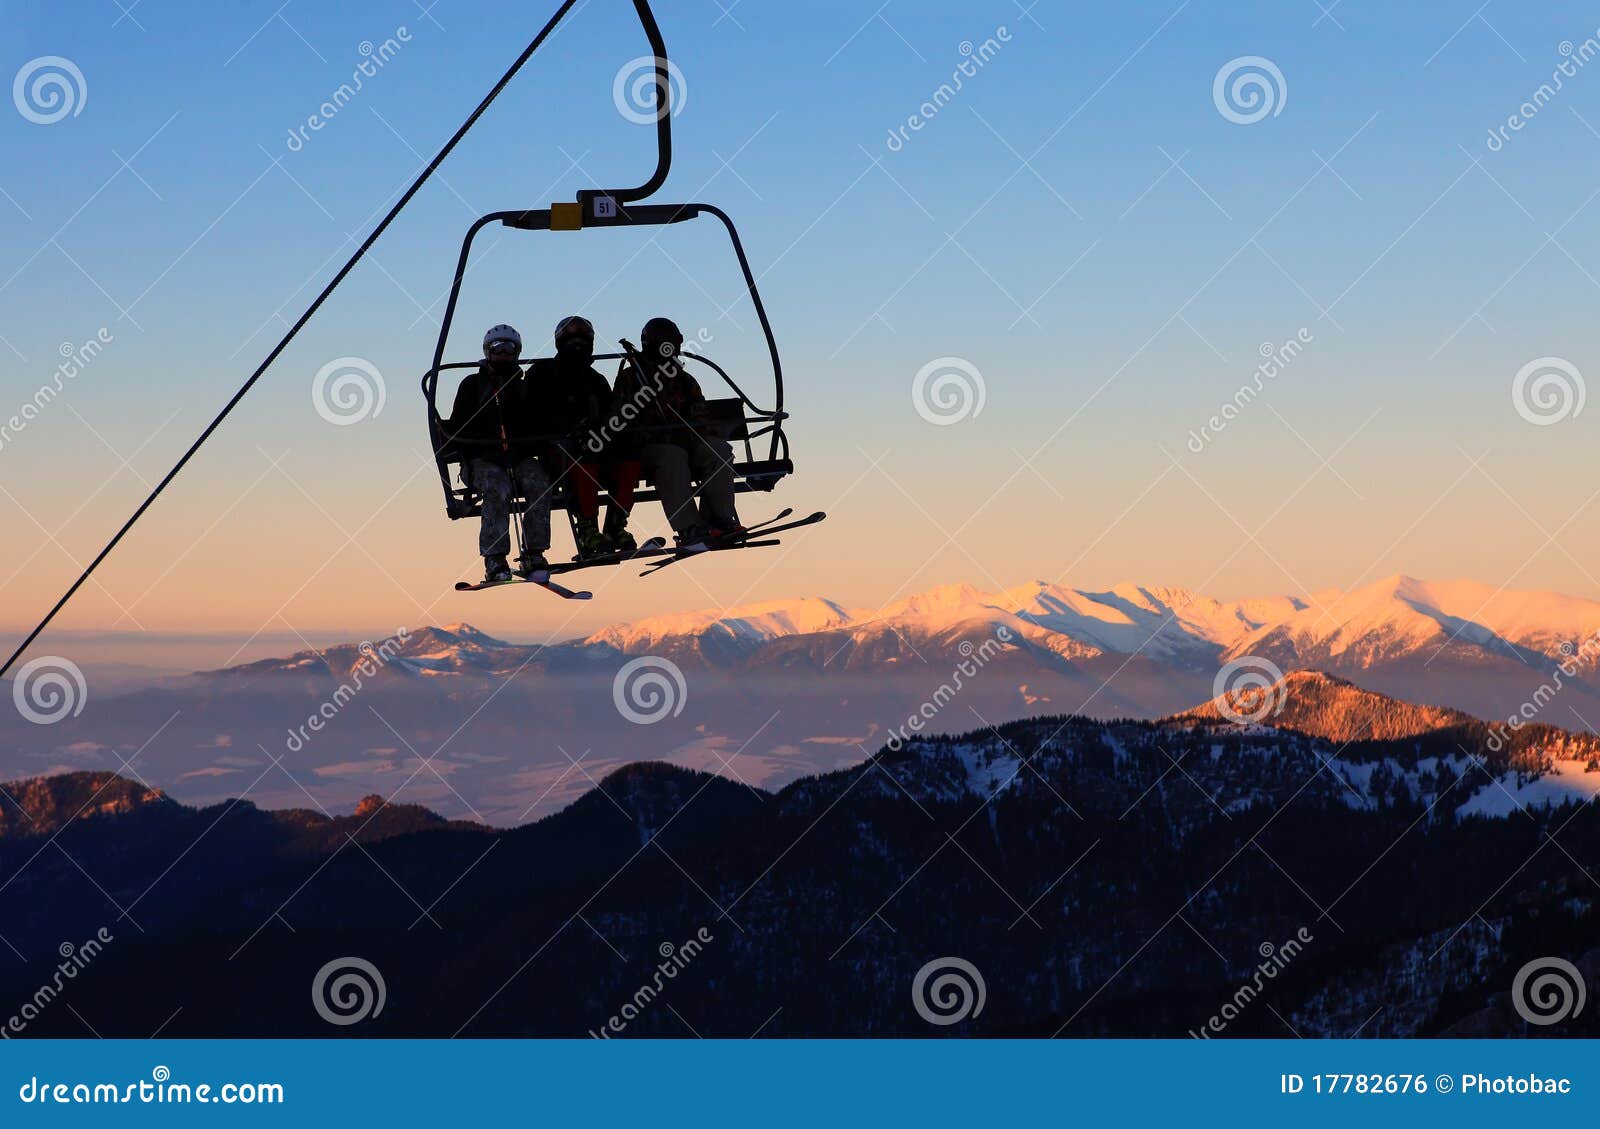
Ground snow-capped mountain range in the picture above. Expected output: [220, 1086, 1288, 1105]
[12, 577, 1600, 830]
[213, 573, 1600, 682]
[580, 573, 1600, 671]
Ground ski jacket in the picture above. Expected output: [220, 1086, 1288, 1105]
[446, 364, 535, 466]
[608, 355, 709, 453]
[525, 357, 613, 454]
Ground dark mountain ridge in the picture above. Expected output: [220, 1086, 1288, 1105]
[1, 681, 1596, 1037]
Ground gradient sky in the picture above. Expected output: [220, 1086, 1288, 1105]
[4, 0, 1600, 667]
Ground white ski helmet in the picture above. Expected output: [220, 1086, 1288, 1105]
[482, 324, 523, 358]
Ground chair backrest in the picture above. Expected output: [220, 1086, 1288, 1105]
[700, 398, 750, 441]
[425, 354, 790, 520]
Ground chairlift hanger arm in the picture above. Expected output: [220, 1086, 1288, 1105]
[448, 202, 783, 414]
[591, 0, 673, 207]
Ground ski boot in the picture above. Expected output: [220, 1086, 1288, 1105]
[675, 524, 712, 555]
[604, 511, 638, 554]
[483, 555, 513, 583]
[516, 550, 550, 579]
[706, 519, 747, 548]
[573, 517, 608, 560]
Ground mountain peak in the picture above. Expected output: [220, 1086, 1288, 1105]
[413, 622, 507, 646]
[1173, 667, 1475, 742]
[875, 583, 991, 620]
[583, 596, 857, 653]
[1280, 669, 1355, 688]
[1108, 581, 1201, 609]
[438, 622, 502, 642]
[0, 771, 171, 837]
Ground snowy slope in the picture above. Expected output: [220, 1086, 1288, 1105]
[1457, 758, 1600, 817]
[1225, 575, 1600, 670]
[584, 597, 857, 652]
[204, 576, 1600, 703]
[576, 573, 1600, 677]
[581, 581, 1310, 667]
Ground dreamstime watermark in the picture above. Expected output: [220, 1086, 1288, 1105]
[911, 956, 986, 1026]
[590, 927, 714, 1037]
[613, 55, 687, 124]
[312, 356, 387, 426]
[612, 656, 688, 725]
[311, 957, 386, 1026]
[2, 928, 113, 1038]
[1212, 656, 1288, 725]
[1510, 956, 1587, 1026]
[1186, 329, 1313, 452]
[284, 629, 409, 752]
[581, 328, 714, 455]
[885, 627, 1013, 751]
[11, 656, 87, 726]
[1485, 32, 1600, 152]
[912, 356, 987, 426]
[884, 27, 1013, 152]
[1190, 926, 1314, 1037]
[18, 1068, 284, 1105]
[1213, 56, 1286, 124]
[13, 56, 86, 124]
[284, 28, 413, 152]
[0, 329, 114, 455]
[1512, 356, 1585, 426]
[1486, 628, 1600, 752]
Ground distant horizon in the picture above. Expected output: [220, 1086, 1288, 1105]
[15, 566, 1600, 676]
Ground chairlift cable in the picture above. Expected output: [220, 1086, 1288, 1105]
[1, 0, 601, 679]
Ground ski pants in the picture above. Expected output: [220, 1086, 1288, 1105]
[542, 448, 641, 527]
[638, 437, 739, 536]
[472, 457, 551, 558]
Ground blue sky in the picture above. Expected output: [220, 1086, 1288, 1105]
[4, 0, 1600, 657]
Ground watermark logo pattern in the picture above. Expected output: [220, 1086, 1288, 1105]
[311, 957, 386, 1026]
[1212, 656, 1287, 725]
[1512, 356, 1585, 426]
[312, 357, 386, 426]
[912, 357, 986, 426]
[12, 657, 87, 725]
[1213, 56, 1286, 124]
[1511, 956, 1586, 1026]
[612, 657, 688, 725]
[613, 56, 687, 124]
[911, 956, 986, 1026]
[13, 57, 87, 125]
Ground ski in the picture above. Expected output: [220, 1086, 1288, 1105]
[740, 507, 794, 535]
[639, 512, 825, 577]
[639, 536, 786, 577]
[545, 515, 797, 577]
[546, 536, 669, 575]
[627, 509, 793, 578]
[453, 574, 593, 600]
[736, 510, 825, 541]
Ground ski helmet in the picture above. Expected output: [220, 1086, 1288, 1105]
[641, 317, 683, 358]
[482, 324, 523, 359]
[554, 315, 594, 344]
[641, 317, 683, 343]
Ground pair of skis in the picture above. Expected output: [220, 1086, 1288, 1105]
[452, 536, 669, 600]
[634, 510, 825, 577]
[453, 509, 826, 599]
